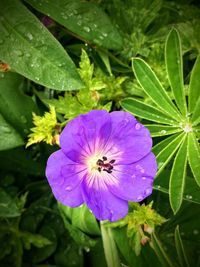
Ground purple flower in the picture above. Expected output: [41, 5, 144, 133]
[46, 110, 157, 221]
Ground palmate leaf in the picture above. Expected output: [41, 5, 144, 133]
[150, 233, 175, 267]
[122, 28, 200, 214]
[189, 56, 200, 124]
[121, 98, 178, 125]
[144, 124, 182, 137]
[154, 171, 200, 205]
[0, 0, 83, 91]
[169, 136, 188, 213]
[188, 132, 200, 187]
[165, 29, 187, 116]
[153, 133, 185, 176]
[132, 58, 182, 122]
[189, 56, 200, 113]
[25, 0, 123, 50]
[174, 226, 190, 267]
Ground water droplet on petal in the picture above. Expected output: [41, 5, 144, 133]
[135, 164, 145, 173]
[137, 195, 143, 201]
[66, 186, 72, 191]
[135, 123, 141, 130]
[145, 188, 152, 195]
[142, 176, 146, 180]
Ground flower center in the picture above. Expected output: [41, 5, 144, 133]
[96, 156, 115, 174]
[87, 155, 115, 174]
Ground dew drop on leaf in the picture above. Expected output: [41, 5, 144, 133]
[83, 26, 90, 32]
[20, 116, 27, 124]
[27, 33, 33, 40]
[160, 130, 167, 135]
[15, 50, 23, 57]
[0, 125, 11, 134]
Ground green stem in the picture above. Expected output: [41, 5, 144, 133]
[100, 221, 121, 267]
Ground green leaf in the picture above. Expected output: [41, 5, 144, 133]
[21, 231, 52, 250]
[0, 188, 21, 217]
[0, 114, 24, 151]
[145, 124, 182, 137]
[0, 72, 36, 136]
[152, 134, 180, 155]
[174, 225, 190, 267]
[62, 205, 100, 235]
[33, 226, 57, 263]
[153, 133, 185, 176]
[112, 228, 141, 267]
[121, 98, 178, 125]
[165, 28, 187, 116]
[191, 95, 200, 126]
[150, 233, 176, 267]
[58, 203, 96, 248]
[97, 50, 112, 76]
[100, 222, 121, 267]
[0, 147, 45, 176]
[169, 135, 187, 213]
[154, 171, 200, 205]
[188, 132, 200, 187]
[0, 0, 83, 91]
[71, 205, 100, 235]
[189, 56, 200, 113]
[25, 0, 123, 50]
[132, 58, 182, 121]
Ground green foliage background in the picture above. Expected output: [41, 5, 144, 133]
[0, 0, 200, 266]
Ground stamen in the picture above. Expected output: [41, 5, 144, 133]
[96, 156, 115, 173]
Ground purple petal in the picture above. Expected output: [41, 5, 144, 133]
[60, 110, 111, 163]
[81, 174, 128, 221]
[110, 111, 150, 139]
[104, 153, 157, 201]
[45, 150, 85, 207]
[103, 111, 152, 164]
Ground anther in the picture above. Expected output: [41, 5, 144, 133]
[97, 159, 103, 166]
